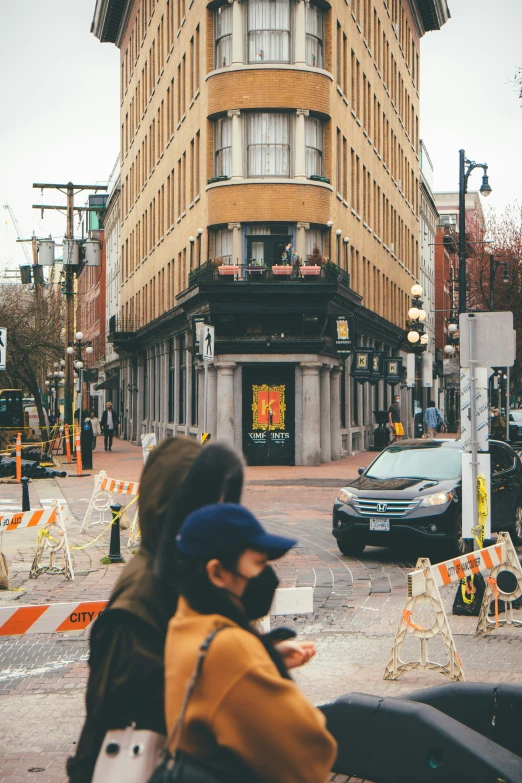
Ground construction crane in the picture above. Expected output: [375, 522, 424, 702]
[3, 204, 32, 264]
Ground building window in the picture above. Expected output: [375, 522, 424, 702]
[305, 228, 325, 261]
[247, 113, 290, 177]
[214, 228, 232, 264]
[215, 5, 232, 68]
[214, 116, 232, 177]
[247, 0, 290, 63]
[305, 3, 324, 67]
[305, 116, 323, 178]
[178, 334, 186, 425]
[168, 340, 175, 422]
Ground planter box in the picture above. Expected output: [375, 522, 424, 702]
[218, 265, 239, 278]
[272, 265, 293, 276]
[300, 265, 322, 276]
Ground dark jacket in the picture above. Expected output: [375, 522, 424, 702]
[100, 409, 119, 430]
[67, 437, 201, 783]
[66, 551, 169, 783]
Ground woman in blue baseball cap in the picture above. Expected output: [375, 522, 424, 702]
[159, 503, 336, 783]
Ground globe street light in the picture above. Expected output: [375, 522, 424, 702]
[458, 150, 492, 313]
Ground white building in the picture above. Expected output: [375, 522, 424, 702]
[419, 140, 439, 400]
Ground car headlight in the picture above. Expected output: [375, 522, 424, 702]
[337, 488, 357, 504]
[418, 491, 453, 507]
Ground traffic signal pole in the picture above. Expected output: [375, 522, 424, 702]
[32, 182, 107, 454]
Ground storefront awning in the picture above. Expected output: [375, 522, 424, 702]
[94, 374, 119, 391]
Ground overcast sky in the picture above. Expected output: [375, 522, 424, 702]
[0, 0, 521, 269]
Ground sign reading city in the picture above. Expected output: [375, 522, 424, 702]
[384, 357, 402, 386]
[0, 328, 6, 371]
[352, 348, 373, 383]
[333, 316, 352, 355]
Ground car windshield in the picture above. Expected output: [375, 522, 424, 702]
[510, 411, 522, 422]
[365, 446, 462, 481]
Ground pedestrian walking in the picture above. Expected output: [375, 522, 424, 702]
[89, 411, 101, 450]
[160, 503, 336, 783]
[423, 400, 445, 438]
[67, 439, 245, 783]
[491, 408, 506, 441]
[388, 394, 404, 442]
[100, 401, 119, 451]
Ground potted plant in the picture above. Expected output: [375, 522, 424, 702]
[272, 243, 295, 277]
[244, 258, 267, 279]
[301, 244, 323, 277]
[218, 262, 239, 279]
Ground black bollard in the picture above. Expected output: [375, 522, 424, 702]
[108, 503, 124, 563]
[21, 476, 30, 511]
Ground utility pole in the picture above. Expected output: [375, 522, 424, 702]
[32, 182, 107, 452]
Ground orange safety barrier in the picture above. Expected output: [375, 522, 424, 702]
[15, 432, 22, 482]
[65, 423, 72, 463]
[75, 429, 82, 476]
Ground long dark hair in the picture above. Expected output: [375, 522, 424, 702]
[155, 442, 244, 596]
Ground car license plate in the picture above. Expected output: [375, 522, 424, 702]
[369, 518, 390, 532]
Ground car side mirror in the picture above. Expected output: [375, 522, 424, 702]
[358, 467, 365, 476]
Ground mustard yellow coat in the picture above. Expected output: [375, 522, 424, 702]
[165, 597, 337, 783]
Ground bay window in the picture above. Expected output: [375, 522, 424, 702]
[214, 228, 232, 264]
[215, 116, 232, 177]
[305, 116, 323, 178]
[305, 3, 324, 68]
[247, 113, 290, 176]
[247, 0, 290, 63]
[215, 5, 232, 68]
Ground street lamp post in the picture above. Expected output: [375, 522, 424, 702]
[458, 149, 492, 314]
[489, 254, 509, 311]
[66, 331, 93, 416]
[406, 285, 428, 437]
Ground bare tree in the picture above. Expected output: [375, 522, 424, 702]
[467, 203, 522, 393]
[0, 283, 64, 440]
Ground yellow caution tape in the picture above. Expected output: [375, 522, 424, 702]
[461, 473, 489, 604]
[69, 493, 139, 551]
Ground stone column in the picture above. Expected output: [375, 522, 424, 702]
[320, 365, 331, 463]
[228, 222, 242, 266]
[231, 0, 244, 66]
[295, 109, 309, 180]
[300, 362, 321, 466]
[330, 366, 342, 460]
[207, 364, 218, 439]
[216, 362, 236, 444]
[227, 110, 242, 179]
[295, 221, 309, 263]
[294, 0, 307, 65]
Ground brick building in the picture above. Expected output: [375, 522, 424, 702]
[92, 0, 449, 464]
[434, 190, 485, 425]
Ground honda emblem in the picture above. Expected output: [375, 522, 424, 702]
[377, 503, 387, 513]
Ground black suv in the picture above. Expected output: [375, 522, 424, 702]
[332, 439, 522, 557]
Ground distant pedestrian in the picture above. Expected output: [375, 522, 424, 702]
[491, 408, 506, 441]
[388, 394, 404, 442]
[101, 401, 119, 451]
[160, 503, 336, 783]
[90, 411, 101, 450]
[423, 400, 445, 438]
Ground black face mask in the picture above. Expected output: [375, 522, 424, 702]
[238, 565, 279, 620]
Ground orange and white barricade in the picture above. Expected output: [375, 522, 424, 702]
[29, 500, 74, 581]
[0, 507, 58, 532]
[0, 599, 107, 636]
[81, 471, 141, 547]
[384, 533, 522, 683]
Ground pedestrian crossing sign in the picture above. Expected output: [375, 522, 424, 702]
[202, 325, 214, 362]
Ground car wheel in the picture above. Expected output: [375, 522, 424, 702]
[337, 539, 366, 557]
[511, 504, 522, 545]
[447, 514, 472, 558]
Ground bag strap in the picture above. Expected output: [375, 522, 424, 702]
[163, 625, 227, 759]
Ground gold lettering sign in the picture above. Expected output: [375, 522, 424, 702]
[337, 319, 349, 340]
[357, 353, 368, 369]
